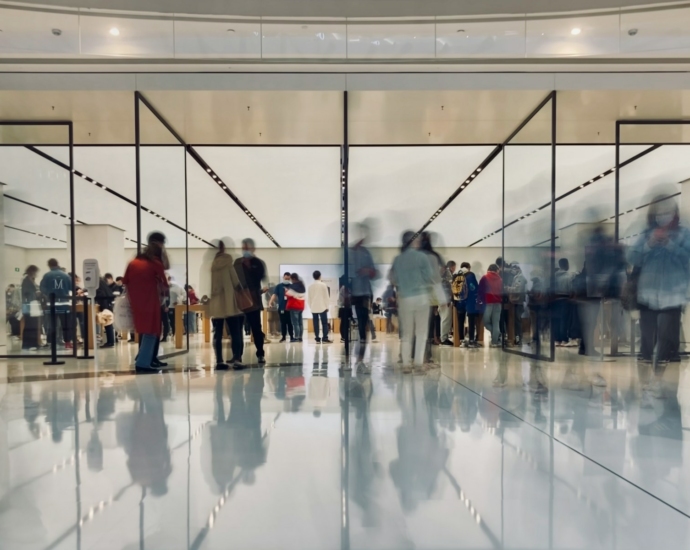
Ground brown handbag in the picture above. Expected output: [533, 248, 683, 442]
[236, 286, 254, 312]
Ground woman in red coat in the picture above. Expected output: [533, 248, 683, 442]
[123, 232, 169, 370]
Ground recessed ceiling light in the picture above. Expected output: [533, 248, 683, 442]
[109, 27, 120, 36]
[571, 28, 581, 36]
[456, 29, 465, 33]
[227, 28, 235, 33]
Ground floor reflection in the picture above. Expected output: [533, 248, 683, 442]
[0, 346, 687, 548]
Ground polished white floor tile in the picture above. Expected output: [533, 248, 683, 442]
[0, 336, 688, 549]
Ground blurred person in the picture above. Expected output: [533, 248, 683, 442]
[104, 273, 117, 294]
[21, 265, 41, 351]
[123, 231, 170, 371]
[456, 262, 480, 348]
[528, 267, 549, 354]
[234, 238, 268, 364]
[578, 224, 626, 369]
[167, 276, 187, 336]
[390, 231, 436, 374]
[372, 297, 383, 315]
[420, 232, 448, 361]
[185, 284, 199, 334]
[308, 270, 332, 344]
[95, 276, 116, 347]
[479, 264, 502, 347]
[264, 283, 280, 338]
[629, 197, 690, 395]
[349, 222, 378, 365]
[210, 240, 246, 370]
[338, 274, 351, 344]
[6, 284, 21, 338]
[496, 256, 514, 344]
[382, 284, 398, 335]
[286, 273, 306, 342]
[507, 263, 527, 346]
[114, 276, 124, 295]
[39, 258, 73, 350]
[269, 272, 294, 342]
[554, 258, 577, 347]
[439, 261, 456, 346]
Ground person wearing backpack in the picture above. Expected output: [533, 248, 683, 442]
[507, 263, 527, 346]
[454, 262, 480, 347]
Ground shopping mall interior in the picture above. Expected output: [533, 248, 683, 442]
[2, 0, 690, 548]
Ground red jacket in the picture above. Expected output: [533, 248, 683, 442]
[479, 271, 503, 304]
[123, 257, 168, 335]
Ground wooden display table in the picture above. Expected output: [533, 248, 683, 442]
[175, 304, 211, 349]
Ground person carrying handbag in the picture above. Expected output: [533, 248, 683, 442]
[210, 240, 247, 370]
[286, 273, 306, 342]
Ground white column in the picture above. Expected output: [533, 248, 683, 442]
[70, 225, 126, 279]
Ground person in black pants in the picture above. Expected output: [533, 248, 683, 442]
[234, 238, 267, 365]
[21, 266, 41, 351]
[213, 317, 245, 367]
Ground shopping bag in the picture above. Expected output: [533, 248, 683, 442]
[113, 294, 135, 332]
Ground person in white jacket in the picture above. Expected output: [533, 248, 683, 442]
[308, 271, 332, 343]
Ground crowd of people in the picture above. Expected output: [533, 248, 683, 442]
[6, 195, 690, 386]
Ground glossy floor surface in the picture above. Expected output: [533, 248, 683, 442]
[0, 335, 689, 549]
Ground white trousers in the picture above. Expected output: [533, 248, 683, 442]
[439, 303, 451, 339]
[399, 294, 431, 367]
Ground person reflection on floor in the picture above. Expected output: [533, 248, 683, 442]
[389, 374, 449, 513]
[348, 372, 382, 527]
[122, 374, 172, 497]
[209, 371, 267, 493]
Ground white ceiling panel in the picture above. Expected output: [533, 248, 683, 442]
[526, 14, 620, 57]
[186, 155, 272, 248]
[359, 146, 497, 247]
[174, 19, 261, 57]
[261, 22, 346, 58]
[5, 225, 65, 249]
[436, 19, 526, 57]
[0, 147, 70, 215]
[0, 7, 79, 55]
[80, 13, 174, 57]
[197, 146, 341, 247]
[140, 146, 187, 230]
[347, 23, 435, 58]
[74, 146, 137, 201]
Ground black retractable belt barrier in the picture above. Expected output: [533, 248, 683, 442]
[44, 293, 65, 366]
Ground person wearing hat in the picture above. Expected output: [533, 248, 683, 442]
[123, 232, 170, 371]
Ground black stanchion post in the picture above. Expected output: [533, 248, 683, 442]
[80, 296, 94, 360]
[44, 293, 65, 366]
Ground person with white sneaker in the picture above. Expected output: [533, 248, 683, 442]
[390, 231, 436, 375]
[308, 270, 332, 344]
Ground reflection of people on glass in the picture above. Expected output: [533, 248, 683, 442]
[628, 197, 690, 397]
[123, 375, 172, 496]
[349, 222, 378, 372]
[21, 266, 41, 351]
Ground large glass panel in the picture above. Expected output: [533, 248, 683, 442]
[138, 98, 189, 359]
[0, 125, 74, 358]
[503, 96, 555, 360]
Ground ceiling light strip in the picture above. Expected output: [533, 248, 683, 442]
[186, 146, 281, 247]
[469, 144, 661, 246]
[25, 146, 214, 247]
[5, 224, 66, 243]
[4, 194, 87, 225]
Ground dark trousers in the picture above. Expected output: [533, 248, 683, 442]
[46, 311, 72, 345]
[353, 296, 371, 360]
[245, 310, 265, 358]
[279, 310, 294, 339]
[104, 325, 115, 346]
[169, 309, 176, 336]
[339, 307, 351, 340]
[639, 305, 681, 366]
[500, 304, 508, 337]
[553, 298, 572, 342]
[161, 307, 170, 341]
[212, 316, 244, 363]
[467, 313, 478, 342]
[513, 304, 524, 341]
[22, 316, 40, 349]
[312, 311, 329, 340]
[456, 305, 466, 340]
[7, 315, 20, 337]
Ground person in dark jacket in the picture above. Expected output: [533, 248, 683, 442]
[233, 238, 267, 364]
[457, 262, 480, 348]
[21, 265, 41, 351]
[95, 277, 115, 348]
[286, 274, 306, 342]
[39, 258, 73, 350]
